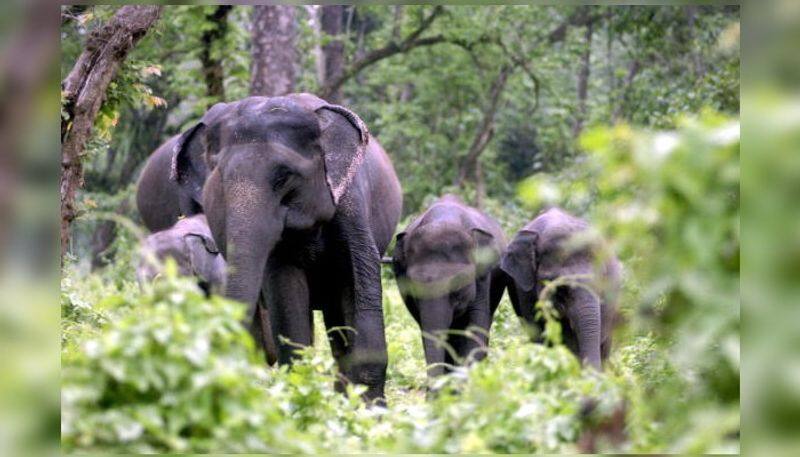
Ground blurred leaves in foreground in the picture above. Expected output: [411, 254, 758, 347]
[518, 113, 740, 452]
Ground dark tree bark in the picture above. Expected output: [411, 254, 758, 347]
[250, 5, 297, 96]
[90, 198, 130, 269]
[456, 65, 512, 205]
[572, 21, 593, 138]
[60, 5, 162, 261]
[320, 5, 345, 103]
[199, 5, 232, 104]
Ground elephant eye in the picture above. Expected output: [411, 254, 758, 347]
[271, 165, 296, 192]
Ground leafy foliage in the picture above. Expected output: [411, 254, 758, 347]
[519, 114, 740, 452]
[60, 5, 740, 454]
[61, 260, 629, 453]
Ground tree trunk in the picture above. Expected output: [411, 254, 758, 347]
[90, 198, 130, 269]
[199, 5, 232, 104]
[572, 21, 593, 138]
[391, 6, 403, 41]
[251, 5, 297, 97]
[456, 65, 512, 192]
[60, 5, 162, 261]
[320, 5, 345, 103]
[611, 59, 641, 122]
[684, 5, 706, 79]
[304, 6, 325, 87]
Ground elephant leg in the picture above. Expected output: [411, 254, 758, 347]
[321, 300, 352, 394]
[265, 262, 312, 365]
[455, 279, 492, 365]
[349, 305, 388, 405]
[488, 267, 506, 318]
[331, 197, 389, 405]
[601, 333, 613, 361]
[508, 281, 541, 342]
[446, 314, 469, 368]
[560, 316, 580, 356]
[332, 247, 388, 404]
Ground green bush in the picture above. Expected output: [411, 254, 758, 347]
[61, 262, 630, 453]
[61, 265, 316, 453]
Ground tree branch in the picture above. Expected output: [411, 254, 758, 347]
[456, 64, 513, 189]
[319, 6, 445, 99]
[60, 5, 162, 260]
[497, 39, 541, 113]
[548, 6, 600, 44]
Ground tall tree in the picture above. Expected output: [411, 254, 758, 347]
[319, 5, 345, 103]
[455, 64, 512, 206]
[572, 20, 593, 137]
[60, 5, 162, 260]
[250, 5, 297, 96]
[199, 5, 232, 104]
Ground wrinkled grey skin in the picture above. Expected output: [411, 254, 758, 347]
[392, 195, 507, 380]
[500, 207, 620, 370]
[136, 103, 232, 232]
[172, 93, 402, 404]
[137, 214, 227, 295]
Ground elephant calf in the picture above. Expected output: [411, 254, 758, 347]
[393, 195, 507, 380]
[137, 214, 227, 295]
[500, 207, 620, 369]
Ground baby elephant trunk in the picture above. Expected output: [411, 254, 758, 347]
[565, 285, 603, 370]
[419, 297, 454, 379]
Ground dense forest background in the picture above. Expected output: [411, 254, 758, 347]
[60, 5, 738, 263]
[60, 5, 740, 454]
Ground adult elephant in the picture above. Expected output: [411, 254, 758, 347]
[171, 93, 402, 403]
[136, 103, 232, 232]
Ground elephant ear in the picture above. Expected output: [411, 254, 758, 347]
[391, 231, 408, 291]
[471, 227, 498, 275]
[170, 122, 209, 215]
[314, 104, 370, 205]
[169, 102, 231, 214]
[184, 234, 219, 285]
[499, 230, 538, 292]
[392, 232, 407, 266]
[185, 230, 219, 254]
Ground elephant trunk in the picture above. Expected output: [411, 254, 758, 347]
[566, 286, 603, 370]
[223, 186, 284, 363]
[419, 298, 453, 380]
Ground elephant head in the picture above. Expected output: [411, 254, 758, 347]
[499, 229, 539, 324]
[501, 208, 611, 369]
[137, 214, 227, 295]
[394, 221, 497, 376]
[170, 94, 369, 337]
[396, 222, 497, 302]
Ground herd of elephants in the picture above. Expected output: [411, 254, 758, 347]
[134, 93, 621, 405]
